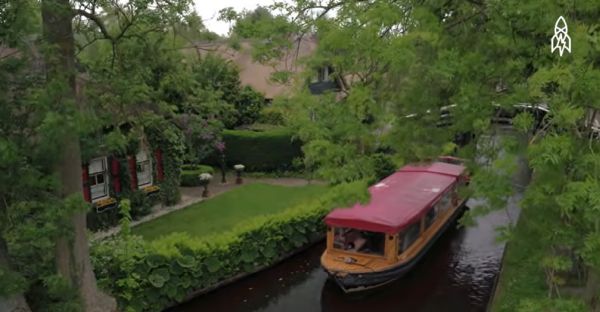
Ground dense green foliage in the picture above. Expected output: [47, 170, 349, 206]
[241, 0, 600, 309]
[4, 0, 600, 310]
[219, 129, 303, 171]
[92, 181, 367, 311]
[189, 54, 266, 128]
[179, 165, 215, 187]
[218, 6, 297, 75]
[0, 0, 225, 309]
[133, 183, 328, 240]
[491, 202, 551, 311]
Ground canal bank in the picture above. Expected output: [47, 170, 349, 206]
[487, 204, 545, 312]
[486, 129, 537, 312]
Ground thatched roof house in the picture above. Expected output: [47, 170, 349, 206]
[186, 36, 320, 99]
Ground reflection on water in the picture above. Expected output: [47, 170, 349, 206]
[172, 199, 519, 312]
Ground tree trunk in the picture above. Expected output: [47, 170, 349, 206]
[0, 237, 31, 312]
[41, 1, 116, 311]
[585, 268, 600, 312]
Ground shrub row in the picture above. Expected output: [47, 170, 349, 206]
[179, 164, 214, 187]
[220, 129, 302, 172]
[91, 181, 368, 312]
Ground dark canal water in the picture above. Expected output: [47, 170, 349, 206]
[173, 132, 528, 312]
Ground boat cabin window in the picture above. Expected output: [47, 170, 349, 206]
[333, 228, 385, 256]
[399, 223, 420, 254]
[424, 207, 436, 228]
[434, 190, 453, 215]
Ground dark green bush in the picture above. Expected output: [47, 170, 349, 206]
[92, 181, 368, 312]
[234, 86, 265, 126]
[180, 165, 214, 186]
[258, 107, 285, 125]
[220, 129, 302, 171]
[130, 190, 160, 219]
[87, 208, 120, 232]
[371, 153, 397, 181]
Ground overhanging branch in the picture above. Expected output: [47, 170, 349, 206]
[74, 9, 113, 41]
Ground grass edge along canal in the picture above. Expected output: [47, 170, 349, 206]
[490, 201, 588, 311]
[133, 183, 328, 241]
[92, 181, 369, 312]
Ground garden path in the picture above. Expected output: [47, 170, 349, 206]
[92, 173, 322, 241]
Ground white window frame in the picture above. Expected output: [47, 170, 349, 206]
[89, 157, 110, 202]
[136, 149, 153, 189]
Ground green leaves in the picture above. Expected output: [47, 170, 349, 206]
[241, 248, 259, 264]
[0, 265, 28, 297]
[148, 268, 170, 288]
[204, 256, 222, 273]
[528, 135, 574, 170]
[175, 255, 197, 269]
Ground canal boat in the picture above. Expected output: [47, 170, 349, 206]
[321, 161, 469, 292]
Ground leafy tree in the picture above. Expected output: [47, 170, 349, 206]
[191, 53, 242, 105]
[230, 6, 276, 39]
[236, 86, 266, 126]
[1, 0, 197, 310]
[252, 0, 600, 309]
[190, 53, 266, 128]
[219, 5, 298, 76]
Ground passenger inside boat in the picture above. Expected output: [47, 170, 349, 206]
[333, 228, 385, 256]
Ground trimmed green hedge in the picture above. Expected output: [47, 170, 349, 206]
[179, 165, 214, 187]
[92, 181, 368, 312]
[221, 129, 302, 171]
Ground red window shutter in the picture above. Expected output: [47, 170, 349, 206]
[128, 155, 137, 190]
[111, 157, 121, 194]
[155, 148, 164, 182]
[82, 165, 91, 202]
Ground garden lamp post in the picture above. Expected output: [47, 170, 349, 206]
[199, 173, 212, 198]
[220, 153, 227, 184]
[234, 164, 245, 184]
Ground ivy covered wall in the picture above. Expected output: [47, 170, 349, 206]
[83, 118, 185, 231]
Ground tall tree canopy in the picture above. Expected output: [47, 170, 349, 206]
[0, 0, 207, 311]
[243, 0, 600, 309]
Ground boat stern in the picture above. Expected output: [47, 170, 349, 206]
[320, 250, 400, 292]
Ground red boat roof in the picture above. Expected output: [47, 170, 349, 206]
[325, 162, 466, 234]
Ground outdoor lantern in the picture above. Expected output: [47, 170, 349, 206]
[234, 164, 245, 184]
[198, 173, 213, 198]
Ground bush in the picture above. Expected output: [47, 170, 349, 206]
[371, 153, 397, 181]
[87, 208, 120, 232]
[180, 165, 214, 187]
[130, 190, 160, 219]
[258, 107, 285, 125]
[234, 86, 265, 126]
[219, 129, 302, 171]
[92, 181, 368, 312]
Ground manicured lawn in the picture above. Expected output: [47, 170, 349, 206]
[133, 183, 328, 241]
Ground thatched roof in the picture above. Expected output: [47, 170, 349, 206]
[187, 36, 318, 99]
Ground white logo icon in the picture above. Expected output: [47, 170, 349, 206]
[551, 16, 571, 57]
